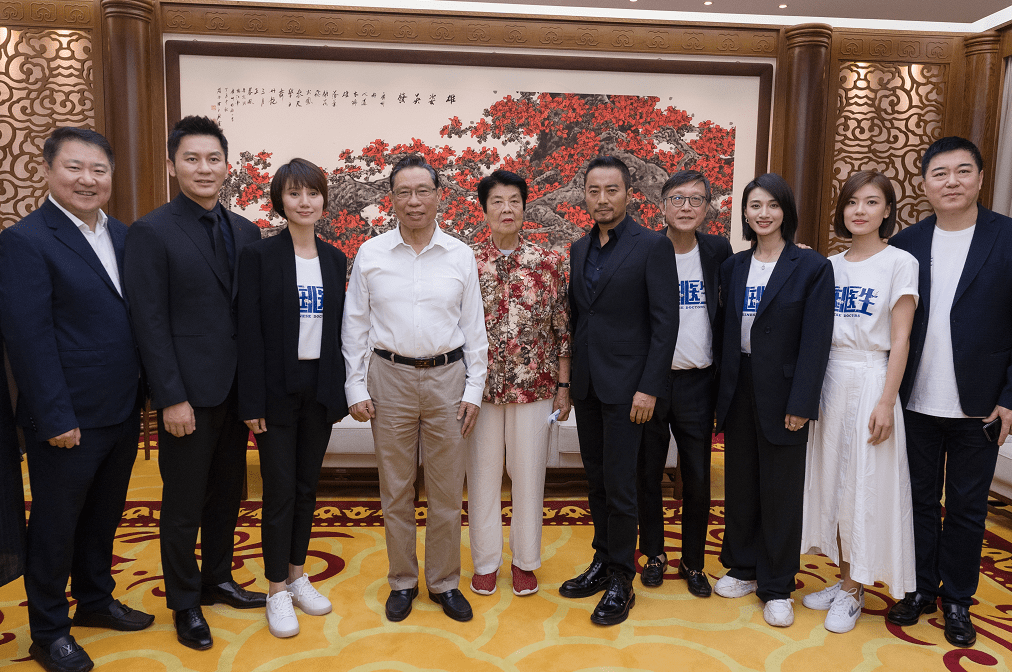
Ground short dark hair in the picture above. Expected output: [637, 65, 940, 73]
[585, 156, 631, 190]
[389, 155, 439, 190]
[270, 158, 329, 220]
[43, 127, 114, 169]
[476, 170, 528, 211]
[921, 136, 983, 177]
[167, 115, 228, 163]
[741, 172, 798, 243]
[833, 171, 898, 239]
[661, 170, 712, 202]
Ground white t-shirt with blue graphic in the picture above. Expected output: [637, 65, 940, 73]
[672, 245, 713, 369]
[829, 245, 918, 352]
[296, 254, 324, 360]
[740, 255, 775, 354]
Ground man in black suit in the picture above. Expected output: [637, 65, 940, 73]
[124, 116, 264, 651]
[887, 136, 1012, 648]
[560, 156, 679, 625]
[638, 170, 732, 597]
[0, 128, 153, 672]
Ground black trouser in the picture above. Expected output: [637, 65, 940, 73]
[720, 356, 806, 602]
[903, 409, 1000, 607]
[25, 414, 140, 646]
[158, 382, 249, 611]
[573, 380, 649, 579]
[638, 366, 715, 570]
[257, 360, 332, 583]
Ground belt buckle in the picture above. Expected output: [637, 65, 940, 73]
[416, 358, 434, 368]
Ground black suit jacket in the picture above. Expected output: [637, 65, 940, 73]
[694, 231, 735, 367]
[124, 193, 261, 410]
[715, 240, 834, 445]
[237, 228, 349, 425]
[569, 216, 680, 405]
[0, 199, 139, 436]
[890, 205, 1012, 416]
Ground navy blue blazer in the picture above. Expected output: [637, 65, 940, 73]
[569, 216, 680, 405]
[237, 228, 349, 425]
[694, 230, 735, 353]
[890, 205, 1012, 416]
[0, 199, 139, 439]
[715, 240, 834, 445]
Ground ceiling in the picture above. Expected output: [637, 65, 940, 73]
[274, 0, 1012, 32]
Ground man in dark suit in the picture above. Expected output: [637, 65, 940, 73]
[638, 170, 732, 597]
[887, 136, 1012, 648]
[560, 156, 679, 625]
[124, 116, 264, 651]
[0, 127, 153, 672]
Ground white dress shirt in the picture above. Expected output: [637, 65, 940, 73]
[342, 225, 489, 407]
[49, 194, 122, 296]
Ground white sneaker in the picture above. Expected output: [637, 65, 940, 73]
[714, 574, 758, 598]
[824, 586, 864, 634]
[763, 598, 795, 627]
[287, 574, 333, 616]
[266, 591, 299, 638]
[802, 581, 842, 610]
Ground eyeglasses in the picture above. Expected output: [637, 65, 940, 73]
[392, 187, 436, 201]
[663, 195, 706, 208]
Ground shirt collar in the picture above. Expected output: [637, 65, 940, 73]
[590, 215, 629, 245]
[49, 194, 107, 234]
[482, 234, 528, 259]
[179, 192, 222, 221]
[392, 222, 452, 252]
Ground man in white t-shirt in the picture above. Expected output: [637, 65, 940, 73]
[888, 136, 1012, 648]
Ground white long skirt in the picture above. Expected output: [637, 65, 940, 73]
[800, 349, 916, 599]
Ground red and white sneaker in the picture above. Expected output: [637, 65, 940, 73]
[511, 565, 539, 596]
[470, 570, 498, 596]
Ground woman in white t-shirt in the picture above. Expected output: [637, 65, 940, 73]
[238, 159, 349, 638]
[800, 171, 918, 634]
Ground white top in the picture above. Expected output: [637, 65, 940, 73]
[296, 254, 324, 360]
[342, 225, 489, 407]
[49, 195, 121, 296]
[740, 255, 776, 354]
[671, 245, 713, 369]
[828, 246, 919, 352]
[908, 225, 976, 418]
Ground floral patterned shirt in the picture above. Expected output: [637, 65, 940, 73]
[474, 237, 571, 404]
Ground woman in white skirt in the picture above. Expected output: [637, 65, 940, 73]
[800, 171, 918, 633]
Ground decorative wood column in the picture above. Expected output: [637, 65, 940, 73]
[101, 0, 158, 224]
[962, 32, 1001, 207]
[781, 23, 832, 247]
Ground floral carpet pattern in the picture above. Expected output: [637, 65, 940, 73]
[3, 458, 1012, 671]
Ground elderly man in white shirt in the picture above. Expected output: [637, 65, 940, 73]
[343, 155, 488, 624]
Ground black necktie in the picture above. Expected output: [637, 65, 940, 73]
[201, 211, 232, 284]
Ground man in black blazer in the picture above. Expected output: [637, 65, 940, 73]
[638, 170, 732, 597]
[560, 156, 679, 625]
[124, 116, 264, 651]
[887, 136, 1012, 648]
[0, 128, 153, 672]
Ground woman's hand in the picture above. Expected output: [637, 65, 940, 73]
[867, 401, 894, 445]
[245, 418, 267, 434]
[784, 414, 809, 432]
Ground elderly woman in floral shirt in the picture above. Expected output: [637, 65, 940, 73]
[467, 170, 572, 598]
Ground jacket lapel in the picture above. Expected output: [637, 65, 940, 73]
[697, 232, 719, 325]
[755, 242, 799, 321]
[279, 228, 300, 368]
[42, 201, 123, 299]
[731, 252, 749, 326]
[909, 216, 935, 321]
[591, 218, 639, 303]
[953, 206, 997, 306]
[170, 196, 231, 291]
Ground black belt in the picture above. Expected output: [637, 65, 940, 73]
[374, 347, 464, 368]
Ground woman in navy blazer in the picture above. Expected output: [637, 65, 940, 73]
[712, 173, 834, 627]
[238, 158, 348, 638]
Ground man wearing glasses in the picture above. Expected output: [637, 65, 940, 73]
[638, 170, 732, 598]
[342, 155, 488, 624]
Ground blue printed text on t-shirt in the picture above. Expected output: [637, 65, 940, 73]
[834, 285, 877, 317]
[680, 280, 706, 307]
[742, 285, 764, 315]
[299, 284, 324, 316]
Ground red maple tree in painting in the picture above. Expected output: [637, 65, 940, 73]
[220, 92, 735, 263]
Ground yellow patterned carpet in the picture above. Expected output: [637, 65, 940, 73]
[4, 445, 1012, 672]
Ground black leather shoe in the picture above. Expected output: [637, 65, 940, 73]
[591, 573, 635, 626]
[678, 562, 712, 597]
[941, 603, 976, 647]
[200, 580, 267, 609]
[29, 635, 94, 672]
[72, 599, 155, 631]
[887, 591, 937, 626]
[560, 559, 610, 598]
[428, 588, 473, 622]
[641, 554, 667, 588]
[385, 587, 419, 622]
[174, 606, 213, 650]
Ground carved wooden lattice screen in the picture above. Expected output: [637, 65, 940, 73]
[0, 27, 97, 230]
[821, 33, 961, 255]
